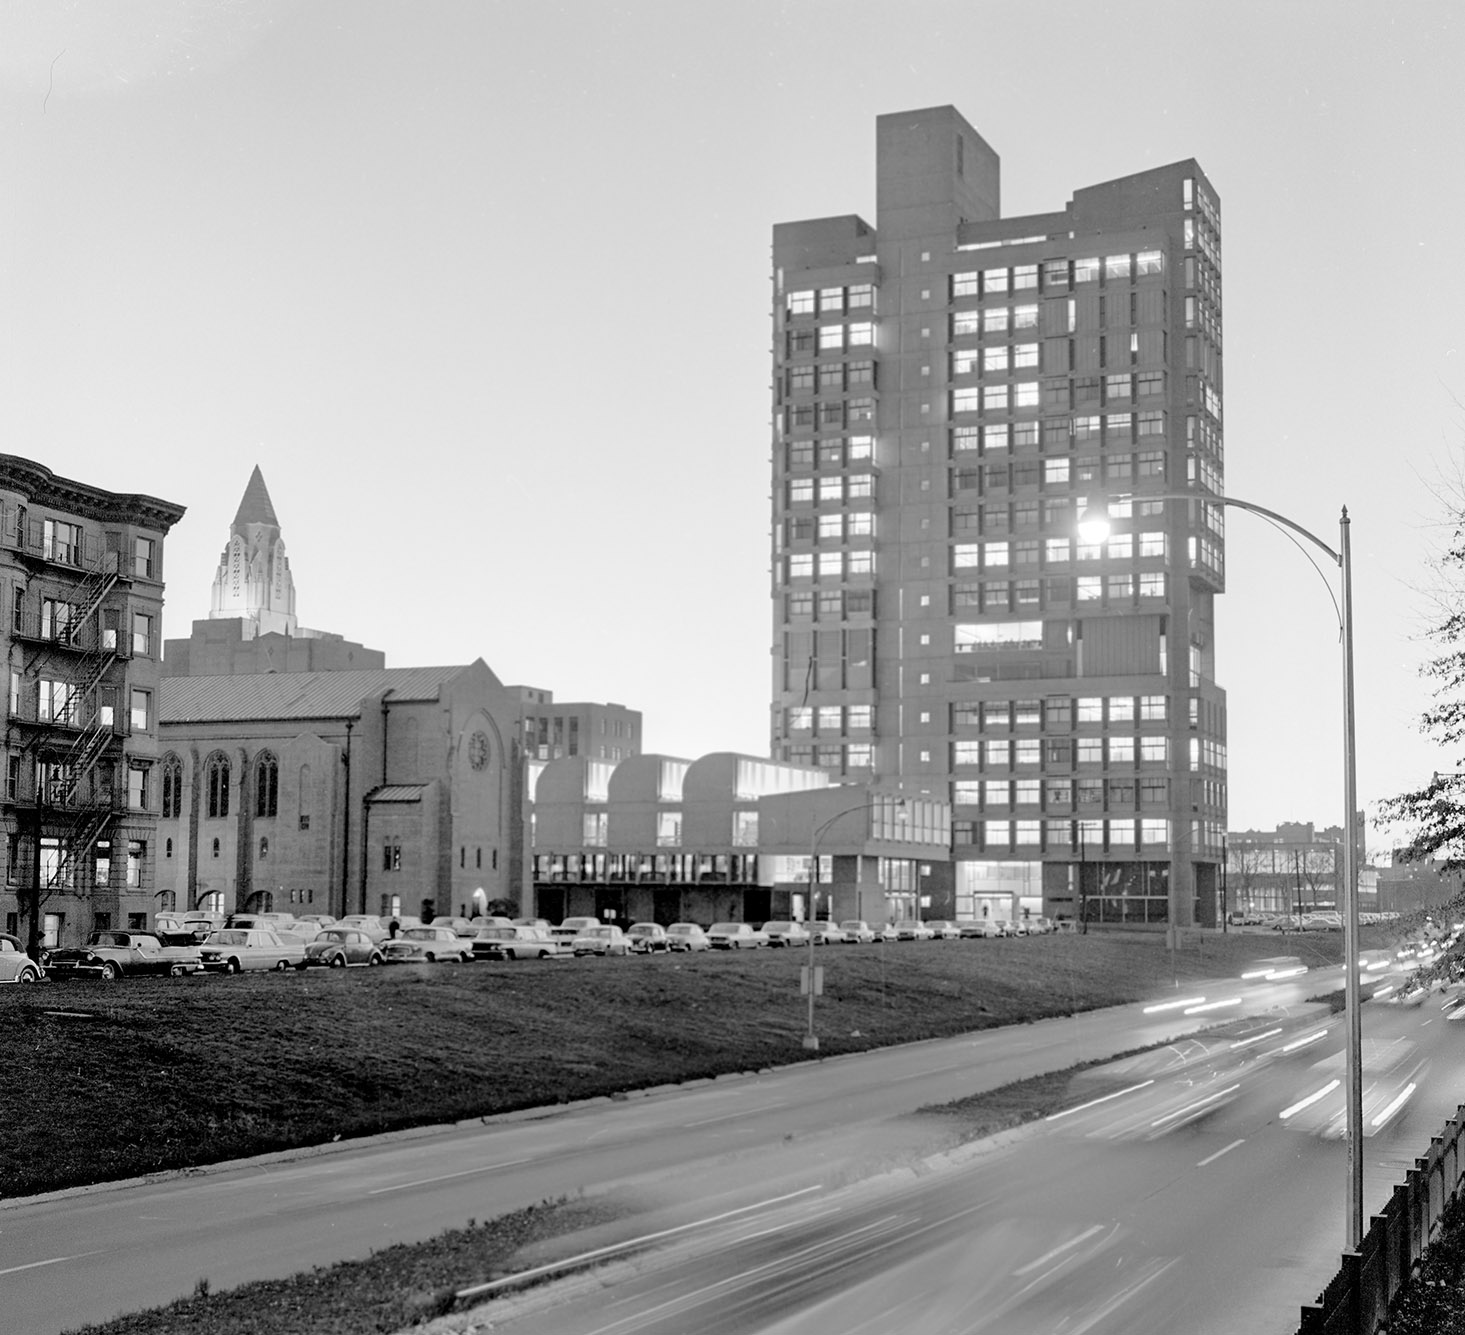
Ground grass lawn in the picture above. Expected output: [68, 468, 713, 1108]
[2, 928, 1348, 1200]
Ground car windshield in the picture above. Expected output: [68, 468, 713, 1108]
[400, 928, 438, 940]
[477, 927, 513, 939]
[317, 931, 350, 943]
[90, 932, 131, 947]
[587, 928, 612, 938]
[210, 931, 248, 946]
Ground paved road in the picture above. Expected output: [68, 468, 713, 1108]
[0, 967, 1363, 1333]
[441, 991, 1465, 1335]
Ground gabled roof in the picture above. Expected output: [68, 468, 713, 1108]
[160, 665, 475, 724]
[232, 465, 279, 529]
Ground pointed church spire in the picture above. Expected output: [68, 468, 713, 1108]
[233, 464, 279, 529]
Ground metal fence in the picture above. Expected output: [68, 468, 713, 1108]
[1298, 1105, 1465, 1333]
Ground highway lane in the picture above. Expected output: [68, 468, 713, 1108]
[447, 990, 1465, 1335]
[0, 968, 1342, 1333]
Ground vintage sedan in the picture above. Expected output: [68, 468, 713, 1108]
[626, 923, 671, 953]
[838, 920, 877, 945]
[808, 921, 849, 945]
[0, 933, 43, 982]
[198, 929, 308, 974]
[958, 919, 1001, 939]
[762, 920, 810, 948]
[471, 924, 562, 960]
[925, 920, 961, 940]
[44, 931, 202, 980]
[304, 928, 383, 968]
[665, 923, 711, 952]
[893, 919, 936, 941]
[571, 925, 632, 957]
[381, 926, 473, 964]
[707, 922, 766, 950]
[333, 914, 390, 942]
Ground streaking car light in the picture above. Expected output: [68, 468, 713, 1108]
[1279, 1029, 1330, 1055]
[1371, 1083, 1417, 1129]
[1046, 1079, 1155, 1121]
[1267, 966, 1308, 980]
[1240, 967, 1273, 980]
[1150, 1083, 1241, 1128]
[1372, 983, 1396, 998]
[1184, 997, 1241, 1015]
[1143, 996, 1206, 1014]
[1231, 1026, 1283, 1050]
[1280, 1078, 1341, 1120]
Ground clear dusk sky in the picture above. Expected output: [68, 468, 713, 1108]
[2, 1, 1461, 850]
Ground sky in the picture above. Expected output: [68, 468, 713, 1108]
[1, 0, 1462, 852]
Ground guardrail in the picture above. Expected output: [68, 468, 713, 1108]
[1298, 1104, 1465, 1333]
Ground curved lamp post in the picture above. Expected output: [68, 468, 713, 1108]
[803, 795, 906, 1051]
[1080, 492, 1361, 1249]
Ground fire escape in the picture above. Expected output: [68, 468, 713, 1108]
[4, 515, 129, 907]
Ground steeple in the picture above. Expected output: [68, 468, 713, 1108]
[208, 466, 297, 637]
[232, 464, 279, 529]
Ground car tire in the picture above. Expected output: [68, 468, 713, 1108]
[225, 958, 241, 975]
[99, 961, 120, 981]
[329, 953, 345, 968]
[18, 965, 38, 983]
[274, 959, 290, 972]
[368, 953, 382, 966]
[170, 964, 188, 978]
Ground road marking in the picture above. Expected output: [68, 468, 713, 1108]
[684, 1102, 786, 1128]
[367, 1156, 534, 1195]
[1197, 1138, 1246, 1166]
[0, 1250, 102, 1277]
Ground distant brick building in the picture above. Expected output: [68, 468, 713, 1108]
[0, 455, 185, 953]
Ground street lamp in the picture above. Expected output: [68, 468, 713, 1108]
[803, 795, 906, 1052]
[1080, 492, 1362, 1249]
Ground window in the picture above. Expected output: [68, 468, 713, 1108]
[787, 290, 815, 315]
[952, 271, 979, 298]
[1013, 343, 1039, 370]
[38, 678, 77, 725]
[1013, 304, 1038, 330]
[847, 474, 873, 499]
[1013, 264, 1037, 291]
[1014, 382, 1039, 408]
[1106, 373, 1132, 401]
[255, 753, 279, 818]
[1043, 459, 1070, 486]
[982, 306, 1009, 334]
[953, 544, 980, 569]
[983, 267, 1009, 295]
[1136, 250, 1163, 276]
[1140, 736, 1168, 763]
[819, 287, 843, 315]
[818, 325, 843, 352]
[984, 385, 1009, 412]
[983, 345, 1009, 374]
[127, 688, 150, 733]
[43, 519, 83, 565]
[1108, 736, 1135, 764]
[818, 551, 841, 577]
[127, 764, 148, 810]
[1043, 258, 1069, 288]
[848, 322, 875, 347]
[952, 310, 980, 337]
[1138, 410, 1165, 437]
[206, 754, 230, 819]
[1045, 537, 1071, 564]
[1105, 254, 1132, 280]
[848, 283, 874, 309]
[788, 365, 815, 394]
[985, 739, 1011, 767]
[955, 620, 1043, 652]
[160, 756, 182, 818]
[1076, 576, 1101, 601]
[1138, 531, 1166, 558]
[131, 613, 153, 657]
[1074, 257, 1099, 284]
[383, 838, 403, 871]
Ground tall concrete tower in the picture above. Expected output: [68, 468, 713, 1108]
[208, 465, 297, 636]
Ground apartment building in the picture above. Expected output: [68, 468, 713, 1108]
[0, 456, 186, 954]
[770, 106, 1226, 928]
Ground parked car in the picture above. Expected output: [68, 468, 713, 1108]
[44, 930, 202, 980]
[1026, 916, 1057, 935]
[177, 913, 226, 944]
[382, 925, 473, 964]
[626, 923, 671, 953]
[293, 913, 338, 933]
[512, 917, 551, 929]
[925, 920, 960, 940]
[334, 915, 390, 942]
[552, 916, 602, 945]
[572, 925, 631, 957]
[761, 920, 810, 948]
[0, 933, 43, 982]
[665, 923, 711, 952]
[893, 920, 935, 941]
[808, 921, 849, 945]
[838, 920, 877, 945]
[958, 919, 1000, 939]
[707, 922, 766, 949]
[304, 928, 383, 968]
[471, 924, 562, 960]
[426, 916, 478, 937]
[198, 929, 308, 973]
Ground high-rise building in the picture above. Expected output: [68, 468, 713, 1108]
[770, 106, 1226, 929]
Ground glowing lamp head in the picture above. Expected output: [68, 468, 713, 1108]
[1077, 500, 1113, 545]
